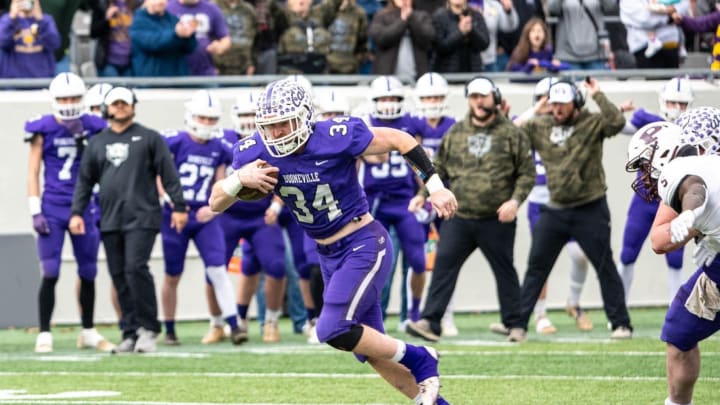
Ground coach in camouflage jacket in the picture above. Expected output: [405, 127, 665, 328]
[514, 78, 633, 342]
[406, 77, 534, 342]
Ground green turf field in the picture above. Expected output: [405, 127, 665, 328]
[1, 307, 718, 404]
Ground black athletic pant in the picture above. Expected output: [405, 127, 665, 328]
[102, 229, 161, 338]
[518, 197, 632, 331]
[421, 216, 523, 332]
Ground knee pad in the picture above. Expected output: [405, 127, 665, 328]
[326, 324, 364, 352]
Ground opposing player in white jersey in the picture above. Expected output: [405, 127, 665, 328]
[626, 108, 720, 405]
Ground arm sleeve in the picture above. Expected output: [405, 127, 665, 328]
[407, 10, 435, 47]
[152, 132, 187, 212]
[37, 15, 61, 51]
[593, 92, 626, 138]
[681, 11, 720, 33]
[368, 12, 407, 48]
[511, 129, 536, 204]
[71, 142, 99, 216]
[89, 0, 110, 38]
[620, 2, 672, 30]
[467, 11, 490, 51]
[130, 14, 192, 53]
[0, 14, 15, 49]
[432, 12, 466, 53]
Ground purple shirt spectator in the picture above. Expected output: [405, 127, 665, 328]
[678, 10, 720, 70]
[0, 13, 60, 77]
[166, 0, 229, 76]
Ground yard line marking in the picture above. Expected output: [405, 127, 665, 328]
[1, 371, 719, 382]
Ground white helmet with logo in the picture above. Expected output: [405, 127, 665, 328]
[316, 90, 350, 119]
[85, 83, 113, 114]
[674, 106, 720, 155]
[231, 92, 258, 138]
[659, 77, 694, 121]
[370, 75, 405, 120]
[532, 77, 559, 104]
[185, 90, 223, 140]
[49, 72, 86, 120]
[626, 121, 683, 201]
[255, 79, 315, 157]
[284, 74, 313, 97]
[414, 72, 448, 119]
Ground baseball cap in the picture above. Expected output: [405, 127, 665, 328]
[547, 82, 575, 104]
[104, 87, 135, 105]
[465, 77, 494, 97]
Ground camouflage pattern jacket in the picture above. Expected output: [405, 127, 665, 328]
[434, 112, 535, 219]
[326, 3, 368, 73]
[523, 92, 626, 207]
[213, 0, 257, 75]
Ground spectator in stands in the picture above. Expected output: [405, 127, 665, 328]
[0, 0, 60, 78]
[472, 0, 519, 72]
[548, 0, 617, 70]
[245, 0, 279, 74]
[620, 0, 690, 69]
[167, 0, 230, 76]
[506, 17, 569, 73]
[273, 0, 341, 74]
[39, 0, 85, 73]
[368, 0, 434, 78]
[496, 0, 545, 76]
[672, 4, 720, 70]
[430, 0, 489, 73]
[129, 0, 197, 77]
[89, 0, 140, 77]
[213, 0, 257, 75]
[326, 0, 368, 73]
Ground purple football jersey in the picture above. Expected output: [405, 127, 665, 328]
[416, 116, 456, 155]
[162, 130, 232, 209]
[166, 0, 229, 76]
[630, 108, 663, 131]
[25, 114, 107, 206]
[231, 117, 373, 239]
[221, 128, 274, 217]
[363, 114, 422, 199]
[533, 150, 546, 186]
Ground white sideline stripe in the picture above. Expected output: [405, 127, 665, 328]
[1, 371, 719, 382]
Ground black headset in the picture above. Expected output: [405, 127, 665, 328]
[101, 86, 138, 120]
[464, 76, 502, 106]
[550, 79, 585, 109]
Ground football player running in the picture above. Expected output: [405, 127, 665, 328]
[209, 78, 457, 405]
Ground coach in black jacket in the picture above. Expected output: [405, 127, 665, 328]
[431, 0, 489, 73]
[70, 87, 188, 354]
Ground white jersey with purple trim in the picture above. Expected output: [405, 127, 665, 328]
[231, 116, 374, 240]
[658, 155, 720, 233]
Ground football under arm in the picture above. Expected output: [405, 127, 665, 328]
[650, 175, 706, 253]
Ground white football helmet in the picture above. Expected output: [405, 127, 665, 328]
[49, 72, 86, 120]
[370, 75, 405, 120]
[185, 90, 223, 140]
[255, 79, 315, 157]
[284, 74, 313, 97]
[675, 106, 720, 155]
[626, 121, 683, 201]
[316, 90, 350, 120]
[659, 77, 694, 121]
[231, 92, 258, 138]
[414, 72, 448, 119]
[532, 77, 559, 103]
[85, 83, 113, 115]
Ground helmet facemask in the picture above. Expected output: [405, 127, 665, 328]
[417, 96, 447, 119]
[256, 107, 311, 157]
[373, 98, 404, 120]
[232, 113, 256, 138]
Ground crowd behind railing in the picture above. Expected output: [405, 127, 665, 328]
[1, 0, 720, 80]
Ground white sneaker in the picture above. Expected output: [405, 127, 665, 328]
[644, 37, 663, 58]
[134, 327, 157, 353]
[610, 326, 632, 339]
[535, 316, 557, 335]
[77, 328, 116, 352]
[306, 324, 320, 345]
[35, 332, 53, 353]
[441, 319, 459, 337]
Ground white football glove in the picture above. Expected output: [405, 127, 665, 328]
[670, 210, 697, 243]
[694, 236, 720, 267]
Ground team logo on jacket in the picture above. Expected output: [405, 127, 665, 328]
[550, 126, 574, 146]
[468, 133, 492, 158]
[106, 143, 129, 167]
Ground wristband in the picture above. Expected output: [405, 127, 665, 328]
[221, 172, 243, 196]
[269, 201, 283, 215]
[426, 174, 444, 195]
[403, 144, 436, 181]
[28, 196, 41, 216]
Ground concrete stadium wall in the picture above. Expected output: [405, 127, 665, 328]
[2, 78, 719, 326]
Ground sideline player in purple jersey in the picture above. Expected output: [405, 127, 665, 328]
[409, 72, 458, 336]
[158, 90, 242, 345]
[360, 75, 429, 331]
[212, 91, 289, 344]
[26, 72, 113, 353]
[209, 78, 457, 405]
[617, 77, 694, 303]
[626, 109, 720, 405]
